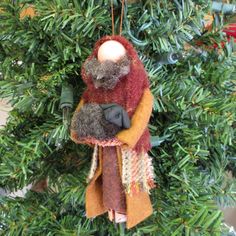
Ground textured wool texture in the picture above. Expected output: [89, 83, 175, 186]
[88, 145, 155, 194]
[81, 35, 151, 153]
[121, 148, 155, 194]
[102, 146, 126, 214]
[116, 88, 153, 149]
[84, 54, 130, 90]
[71, 35, 155, 229]
[85, 145, 153, 229]
[70, 103, 121, 140]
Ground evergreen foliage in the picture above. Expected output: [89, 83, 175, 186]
[0, 0, 236, 235]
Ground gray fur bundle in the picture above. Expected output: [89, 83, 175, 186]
[84, 55, 130, 90]
[71, 104, 121, 140]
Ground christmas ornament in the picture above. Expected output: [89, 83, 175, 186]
[70, 35, 155, 229]
[71, 0, 155, 229]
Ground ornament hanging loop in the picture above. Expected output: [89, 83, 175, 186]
[119, 0, 125, 35]
[110, 0, 126, 35]
[111, 0, 115, 35]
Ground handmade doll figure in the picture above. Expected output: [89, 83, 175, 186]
[71, 35, 155, 229]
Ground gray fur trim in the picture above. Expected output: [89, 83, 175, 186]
[84, 54, 130, 90]
[71, 104, 121, 140]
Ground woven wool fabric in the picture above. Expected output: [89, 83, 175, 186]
[81, 35, 151, 153]
[85, 144, 154, 229]
[102, 146, 126, 214]
[88, 145, 155, 195]
[121, 147, 155, 194]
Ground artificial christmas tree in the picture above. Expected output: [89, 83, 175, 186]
[0, 0, 236, 235]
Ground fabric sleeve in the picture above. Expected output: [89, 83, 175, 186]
[115, 88, 153, 149]
[70, 98, 85, 143]
[75, 98, 85, 112]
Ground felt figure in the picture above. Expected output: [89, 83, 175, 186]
[71, 35, 155, 229]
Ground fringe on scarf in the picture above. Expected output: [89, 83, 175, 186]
[86, 138, 122, 183]
[87, 144, 99, 183]
[121, 147, 155, 194]
[87, 144, 155, 195]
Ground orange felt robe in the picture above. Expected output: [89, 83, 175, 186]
[71, 88, 154, 229]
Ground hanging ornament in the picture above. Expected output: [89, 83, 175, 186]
[70, 0, 155, 230]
